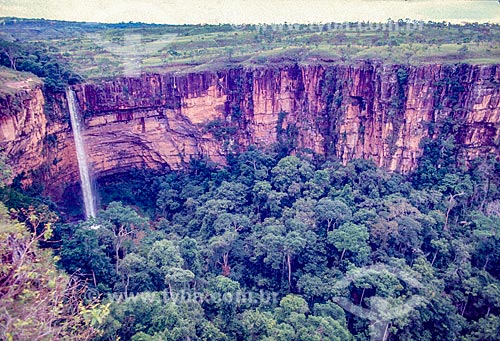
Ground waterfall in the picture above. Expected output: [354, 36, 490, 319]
[66, 88, 97, 219]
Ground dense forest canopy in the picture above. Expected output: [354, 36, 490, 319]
[2, 142, 500, 340]
[1, 16, 500, 341]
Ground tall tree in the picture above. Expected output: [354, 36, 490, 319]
[315, 198, 352, 231]
[328, 222, 370, 263]
[98, 201, 148, 275]
[0, 40, 20, 70]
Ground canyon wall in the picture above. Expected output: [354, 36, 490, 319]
[0, 62, 499, 194]
[0, 85, 77, 189]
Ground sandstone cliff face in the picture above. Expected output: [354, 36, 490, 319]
[0, 87, 47, 180]
[0, 62, 499, 193]
[0, 86, 78, 189]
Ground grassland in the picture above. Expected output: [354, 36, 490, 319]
[0, 66, 41, 95]
[1, 18, 500, 79]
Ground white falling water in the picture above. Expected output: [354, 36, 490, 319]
[66, 88, 97, 219]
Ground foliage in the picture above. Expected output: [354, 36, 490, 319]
[0, 203, 108, 340]
[2, 15, 500, 340]
[0, 38, 82, 92]
[2, 18, 500, 79]
[4, 145, 499, 340]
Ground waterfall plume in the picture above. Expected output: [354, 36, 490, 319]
[66, 88, 97, 219]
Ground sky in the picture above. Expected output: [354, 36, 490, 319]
[0, 0, 499, 24]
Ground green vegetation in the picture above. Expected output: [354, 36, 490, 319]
[1, 18, 500, 79]
[0, 203, 109, 340]
[0, 37, 81, 92]
[0, 66, 41, 94]
[1, 16, 500, 341]
[0, 67, 42, 117]
[4, 141, 499, 340]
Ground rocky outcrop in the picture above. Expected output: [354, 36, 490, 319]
[0, 62, 499, 193]
[0, 86, 47, 180]
[0, 86, 77, 190]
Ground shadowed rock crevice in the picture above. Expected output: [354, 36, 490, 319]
[0, 62, 498, 195]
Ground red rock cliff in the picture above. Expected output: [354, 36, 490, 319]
[1, 62, 499, 193]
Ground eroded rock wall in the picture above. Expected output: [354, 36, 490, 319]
[0, 62, 498, 193]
